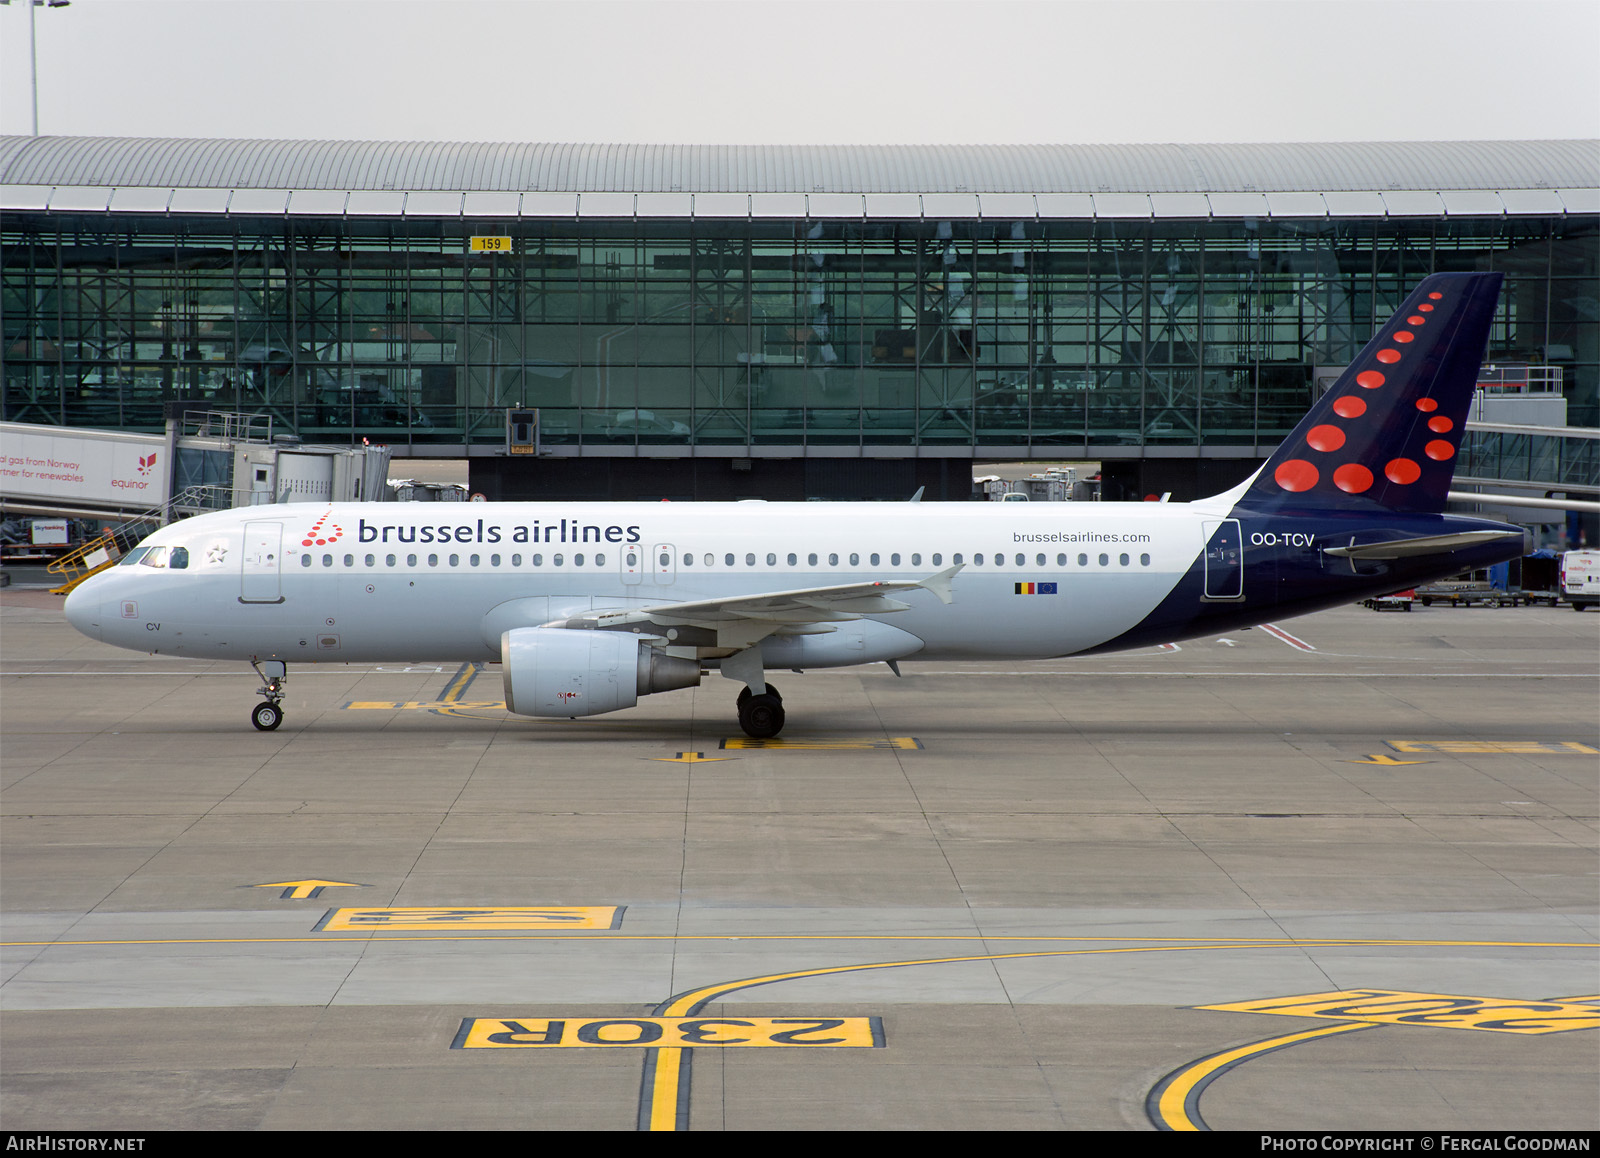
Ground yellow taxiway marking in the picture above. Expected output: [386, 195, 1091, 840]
[1150, 1023, 1375, 1132]
[636, 939, 1582, 1132]
[6, 933, 1595, 949]
[455, 1016, 882, 1049]
[253, 879, 362, 900]
[1200, 988, 1600, 1035]
[653, 752, 730, 764]
[1387, 739, 1599, 755]
[315, 906, 624, 932]
[344, 700, 506, 711]
[1345, 755, 1430, 765]
[720, 736, 923, 750]
[1151, 987, 1600, 1130]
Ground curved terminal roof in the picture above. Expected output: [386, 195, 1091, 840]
[2, 136, 1595, 219]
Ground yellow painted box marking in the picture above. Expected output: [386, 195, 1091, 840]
[1386, 740, 1598, 754]
[721, 737, 922, 750]
[1199, 989, 1600, 1035]
[453, 1016, 884, 1048]
[316, 906, 623, 932]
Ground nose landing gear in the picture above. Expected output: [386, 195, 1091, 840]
[736, 681, 784, 739]
[251, 659, 287, 731]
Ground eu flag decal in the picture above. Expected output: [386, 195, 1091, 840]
[1015, 582, 1058, 595]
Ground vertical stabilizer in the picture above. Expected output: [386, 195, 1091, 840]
[1242, 272, 1502, 514]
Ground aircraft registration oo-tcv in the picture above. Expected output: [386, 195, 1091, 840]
[67, 273, 1526, 738]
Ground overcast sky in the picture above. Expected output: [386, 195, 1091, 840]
[2, 0, 1597, 145]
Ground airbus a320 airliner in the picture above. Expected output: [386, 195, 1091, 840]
[65, 273, 1525, 738]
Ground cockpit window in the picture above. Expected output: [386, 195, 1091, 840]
[168, 547, 189, 569]
[118, 546, 151, 566]
[140, 546, 169, 568]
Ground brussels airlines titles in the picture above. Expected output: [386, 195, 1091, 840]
[356, 518, 643, 546]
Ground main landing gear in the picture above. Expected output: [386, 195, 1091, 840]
[736, 681, 784, 739]
[251, 660, 286, 731]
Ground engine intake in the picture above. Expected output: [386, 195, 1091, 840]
[501, 627, 700, 718]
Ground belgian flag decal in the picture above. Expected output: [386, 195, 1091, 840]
[1014, 582, 1058, 595]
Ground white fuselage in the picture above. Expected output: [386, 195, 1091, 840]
[65, 499, 1227, 665]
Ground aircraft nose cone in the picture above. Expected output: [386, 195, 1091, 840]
[63, 584, 102, 640]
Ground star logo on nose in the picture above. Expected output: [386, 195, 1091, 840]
[206, 544, 228, 565]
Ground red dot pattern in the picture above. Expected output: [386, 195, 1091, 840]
[1275, 460, 1319, 491]
[1306, 424, 1346, 452]
[301, 510, 345, 548]
[1386, 458, 1421, 484]
[1333, 463, 1374, 493]
[1270, 285, 1464, 501]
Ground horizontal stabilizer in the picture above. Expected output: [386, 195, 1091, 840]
[1323, 530, 1523, 560]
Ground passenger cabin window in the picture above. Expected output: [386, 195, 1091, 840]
[386, 554, 397, 566]
[932, 553, 942, 566]
[809, 553, 818, 566]
[345, 554, 354, 567]
[300, 555, 312, 568]
[788, 553, 797, 566]
[828, 553, 839, 566]
[407, 554, 418, 566]
[725, 554, 735, 567]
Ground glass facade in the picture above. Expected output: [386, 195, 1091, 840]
[4, 209, 1596, 451]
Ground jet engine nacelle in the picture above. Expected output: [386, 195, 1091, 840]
[500, 627, 700, 718]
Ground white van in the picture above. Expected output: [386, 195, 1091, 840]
[1560, 549, 1600, 610]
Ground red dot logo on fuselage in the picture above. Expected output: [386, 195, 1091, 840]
[302, 510, 344, 547]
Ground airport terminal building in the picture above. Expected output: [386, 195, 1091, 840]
[2, 137, 1596, 501]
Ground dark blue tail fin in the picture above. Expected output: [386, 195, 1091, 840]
[1242, 272, 1502, 514]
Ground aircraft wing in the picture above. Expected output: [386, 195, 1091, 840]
[551, 565, 961, 650]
